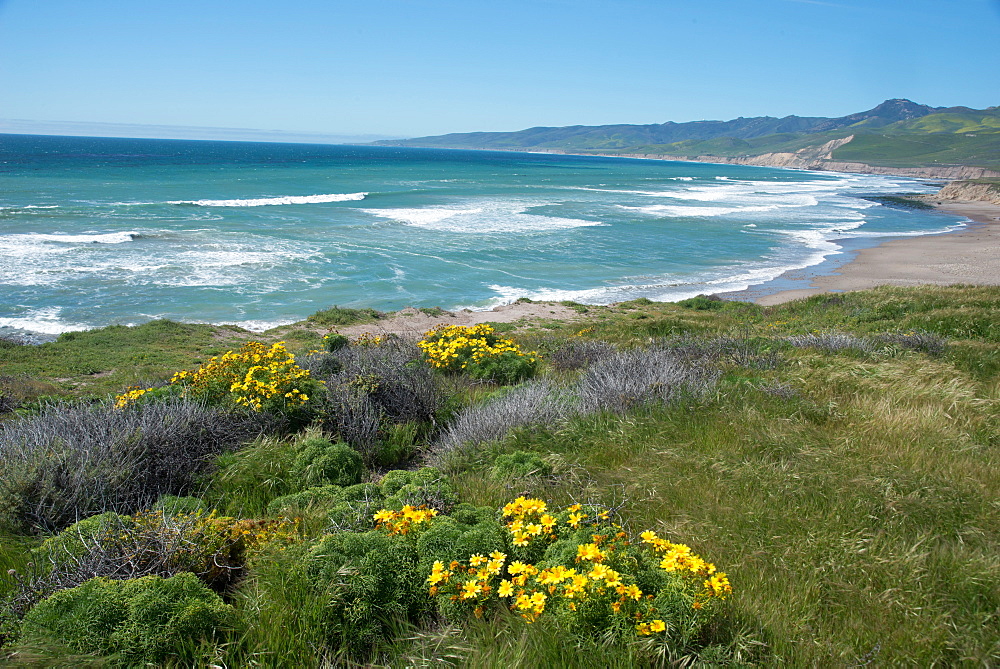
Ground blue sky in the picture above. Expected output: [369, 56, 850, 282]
[0, 0, 997, 139]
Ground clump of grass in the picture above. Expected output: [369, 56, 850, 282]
[436, 347, 716, 460]
[547, 339, 616, 372]
[576, 347, 717, 414]
[436, 380, 575, 457]
[0, 376, 62, 416]
[675, 294, 727, 310]
[306, 305, 383, 327]
[786, 331, 875, 354]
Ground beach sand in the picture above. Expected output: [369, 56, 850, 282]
[746, 200, 1000, 306]
[322, 301, 587, 339]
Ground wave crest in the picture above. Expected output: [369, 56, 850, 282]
[170, 192, 368, 207]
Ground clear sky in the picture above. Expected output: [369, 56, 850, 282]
[1, 0, 998, 139]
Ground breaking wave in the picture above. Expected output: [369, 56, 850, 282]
[170, 192, 368, 207]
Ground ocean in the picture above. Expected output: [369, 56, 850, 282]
[0, 133, 967, 337]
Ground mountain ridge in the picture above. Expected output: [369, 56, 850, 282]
[375, 100, 1000, 176]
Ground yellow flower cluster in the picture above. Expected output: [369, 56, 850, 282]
[503, 496, 557, 547]
[416, 324, 536, 373]
[373, 505, 438, 536]
[501, 528, 651, 624]
[352, 332, 386, 347]
[427, 551, 509, 618]
[115, 341, 319, 413]
[502, 497, 606, 548]
[113, 386, 151, 409]
[428, 497, 734, 636]
[184, 341, 313, 411]
[640, 529, 732, 605]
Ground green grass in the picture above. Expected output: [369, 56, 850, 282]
[305, 305, 383, 327]
[0, 319, 250, 400]
[446, 356, 999, 664]
[1, 286, 999, 664]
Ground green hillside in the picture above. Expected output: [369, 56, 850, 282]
[829, 109, 1000, 169]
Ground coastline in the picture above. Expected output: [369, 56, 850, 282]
[726, 199, 1000, 306]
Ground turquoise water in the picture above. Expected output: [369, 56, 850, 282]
[0, 134, 966, 335]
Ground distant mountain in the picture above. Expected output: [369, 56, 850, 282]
[376, 100, 1000, 174]
[377, 99, 946, 150]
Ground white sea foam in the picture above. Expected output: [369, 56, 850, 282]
[0, 307, 90, 334]
[364, 200, 604, 233]
[839, 221, 967, 238]
[170, 192, 368, 207]
[0, 204, 60, 211]
[218, 318, 298, 332]
[27, 231, 138, 244]
[619, 204, 782, 217]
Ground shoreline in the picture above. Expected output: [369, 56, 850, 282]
[726, 199, 1000, 306]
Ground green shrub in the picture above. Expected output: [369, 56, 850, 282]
[379, 467, 458, 512]
[327, 484, 386, 532]
[305, 531, 429, 655]
[266, 485, 344, 516]
[34, 512, 131, 564]
[380, 467, 445, 496]
[322, 333, 350, 352]
[466, 350, 539, 385]
[292, 438, 364, 488]
[20, 572, 235, 666]
[489, 450, 553, 481]
[676, 295, 726, 310]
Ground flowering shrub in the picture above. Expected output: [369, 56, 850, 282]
[298, 494, 731, 659]
[416, 324, 538, 384]
[352, 332, 387, 347]
[115, 341, 322, 415]
[412, 496, 732, 644]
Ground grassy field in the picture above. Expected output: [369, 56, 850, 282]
[1, 285, 998, 666]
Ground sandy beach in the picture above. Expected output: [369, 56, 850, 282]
[747, 199, 1000, 306]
